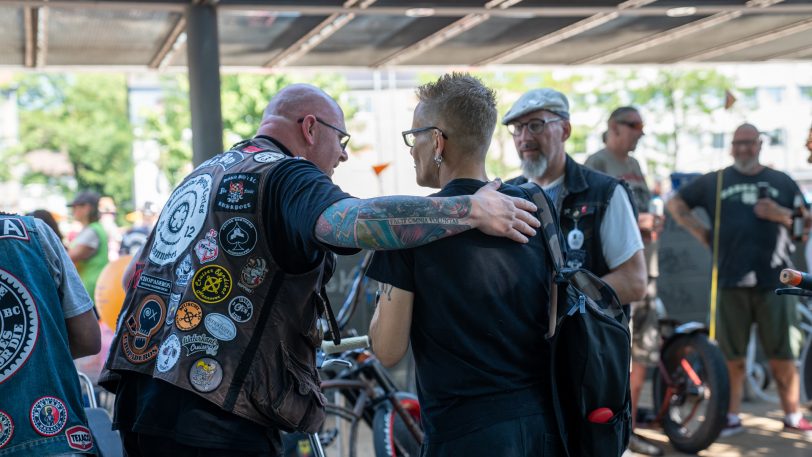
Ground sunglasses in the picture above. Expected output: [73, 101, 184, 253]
[618, 120, 644, 131]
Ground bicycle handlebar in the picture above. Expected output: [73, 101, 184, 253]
[321, 335, 370, 355]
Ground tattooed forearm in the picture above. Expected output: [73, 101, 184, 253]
[316, 196, 474, 250]
[377, 282, 394, 301]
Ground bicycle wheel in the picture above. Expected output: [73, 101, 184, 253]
[652, 333, 729, 454]
[372, 393, 422, 457]
[317, 403, 362, 457]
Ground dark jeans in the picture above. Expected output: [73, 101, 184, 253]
[420, 413, 564, 457]
[121, 430, 280, 457]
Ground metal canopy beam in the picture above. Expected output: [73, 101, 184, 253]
[149, 15, 187, 69]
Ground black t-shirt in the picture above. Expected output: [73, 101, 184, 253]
[114, 138, 357, 452]
[679, 166, 804, 289]
[366, 178, 552, 443]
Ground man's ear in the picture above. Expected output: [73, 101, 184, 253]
[300, 115, 317, 146]
[561, 120, 572, 142]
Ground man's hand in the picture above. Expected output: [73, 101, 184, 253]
[754, 198, 792, 226]
[469, 179, 540, 243]
[666, 195, 710, 248]
[638, 212, 665, 242]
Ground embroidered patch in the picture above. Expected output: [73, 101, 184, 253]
[0, 217, 29, 241]
[0, 411, 13, 449]
[149, 174, 212, 266]
[204, 313, 237, 341]
[165, 293, 181, 326]
[192, 265, 232, 304]
[175, 253, 194, 287]
[122, 295, 166, 364]
[238, 257, 268, 294]
[0, 268, 39, 383]
[215, 173, 259, 213]
[197, 150, 245, 171]
[127, 262, 145, 290]
[181, 333, 219, 357]
[228, 296, 253, 323]
[156, 334, 181, 373]
[253, 151, 286, 163]
[219, 217, 257, 257]
[189, 357, 223, 392]
[65, 425, 93, 451]
[194, 229, 219, 264]
[241, 145, 265, 153]
[137, 273, 172, 296]
[175, 302, 203, 331]
[30, 396, 67, 436]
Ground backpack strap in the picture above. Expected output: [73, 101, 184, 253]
[520, 182, 567, 338]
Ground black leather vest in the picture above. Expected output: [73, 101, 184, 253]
[102, 137, 328, 433]
[507, 155, 629, 278]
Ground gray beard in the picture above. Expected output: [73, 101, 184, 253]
[733, 157, 758, 174]
[521, 156, 548, 179]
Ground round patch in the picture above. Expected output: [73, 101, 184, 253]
[253, 151, 286, 163]
[176, 301, 203, 331]
[219, 217, 257, 257]
[204, 313, 237, 341]
[156, 334, 181, 373]
[228, 296, 253, 323]
[192, 266, 232, 304]
[0, 411, 13, 449]
[0, 268, 39, 384]
[189, 357, 223, 392]
[30, 396, 68, 436]
[149, 174, 212, 266]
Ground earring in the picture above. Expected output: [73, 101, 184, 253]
[433, 156, 443, 167]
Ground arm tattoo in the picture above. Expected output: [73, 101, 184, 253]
[316, 196, 473, 250]
[378, 283, 394, 301]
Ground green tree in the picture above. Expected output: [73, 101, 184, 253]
[143, 73, 357, 186]
[10, 74, 134, 210]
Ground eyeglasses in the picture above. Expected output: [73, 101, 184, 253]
[401, 126, 448, 147]
[617, 120, 644, 131]
[506, 118, 562, 136]
[732, 139, 759, 148]
[298, 117, 351, 151]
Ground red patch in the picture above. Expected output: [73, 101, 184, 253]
[65, 425, 93, 451]
[128, 262, 145, 290]
[242, 145, 264, 153]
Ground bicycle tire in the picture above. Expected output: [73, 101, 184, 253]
[652, 333, 729, 454]
[372, 393, 422, 457]
[319, 403, 362, 457]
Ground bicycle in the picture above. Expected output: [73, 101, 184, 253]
[773, 268, 812, 404]
[283, 251, 423, 457]
[650, 318, 730, 454]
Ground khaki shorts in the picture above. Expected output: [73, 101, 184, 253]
[716, 288, 802, 361]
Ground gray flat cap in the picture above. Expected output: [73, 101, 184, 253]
[502, 88, 570, 125]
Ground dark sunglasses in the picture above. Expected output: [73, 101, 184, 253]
[298, 116, 351, 151]
[401, 126, 448, 147]
[618, 120, 644, 131]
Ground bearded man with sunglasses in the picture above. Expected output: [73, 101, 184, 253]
[585, 106, 664, 456]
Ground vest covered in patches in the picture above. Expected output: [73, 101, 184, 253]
[101, 138, 328, 433]
[0, 215, 95, 456]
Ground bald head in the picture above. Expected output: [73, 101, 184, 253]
[734, 123, 759, 137]
[262, 84, 341, 123]
[731, 122, 762, 174]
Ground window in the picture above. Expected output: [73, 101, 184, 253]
[800, 86, 812, 102]
[740, 88, 758, 109]
[763, 86, 785, 104]
[767, 128, 786, 146]
[712, 133, 725, 149]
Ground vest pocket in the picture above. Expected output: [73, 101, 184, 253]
[271, 343, 326, 433]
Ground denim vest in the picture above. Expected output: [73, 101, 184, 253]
[507, 155, 630, 278]
[0, 215, 95, 456]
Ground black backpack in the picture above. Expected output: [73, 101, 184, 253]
[522, 183, 632, 457]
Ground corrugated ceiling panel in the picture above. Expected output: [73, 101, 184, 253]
[716, 28, 812, 61]
[616, 14, 812, 64]
[47, 8, 179, 66]
[217, 12, 326, 67]
[511, 14, 700, 64]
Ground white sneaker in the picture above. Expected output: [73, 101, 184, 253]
[719, 415, 744, 438]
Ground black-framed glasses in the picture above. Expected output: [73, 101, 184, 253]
[506, 118, 562, 136]
[401, 126, 448, 147]
[617, 120, 644, 131]
[298, 117, 351, 151]
[732, 139, 759, 148]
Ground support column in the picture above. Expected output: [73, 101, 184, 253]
[186, 3, 222, 166]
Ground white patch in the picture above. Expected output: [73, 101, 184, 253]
[149, 174, 212, 266]
[0, 269, 39, 384]
[228, 296, 253, 323]
[253, 151, 286, 163]
[156, 334, 181, 373]
[204, 313, 237, 341]
[567, 228, 584, 250]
